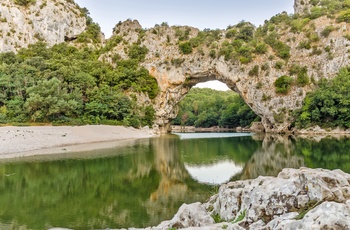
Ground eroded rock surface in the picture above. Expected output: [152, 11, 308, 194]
[136, 168, 350, 229]
[0, 0, 86, 52]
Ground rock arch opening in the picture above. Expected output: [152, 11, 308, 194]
[152, 72, 261, 134]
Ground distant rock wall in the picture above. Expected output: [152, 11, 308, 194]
[0, 0, 86, 53]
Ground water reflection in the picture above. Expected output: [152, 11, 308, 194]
[185, 161, 243, 185]
[0, 133, 350, 229]
[240, 135, 305, 179]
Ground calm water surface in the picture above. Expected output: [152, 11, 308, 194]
[1, 133, 350, 229]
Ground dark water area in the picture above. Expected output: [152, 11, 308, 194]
[1, 133, 350, 229]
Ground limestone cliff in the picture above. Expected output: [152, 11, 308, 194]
[0, 0, 86, 52]
[101, 0, 350, 133]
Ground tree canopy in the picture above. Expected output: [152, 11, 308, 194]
[294, 67, 350, 129]
[0, 42, 157, 127]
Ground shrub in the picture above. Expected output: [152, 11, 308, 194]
[337, 9, 350, 23]
[321, 26, 335, 37]
[128, 44, 149, 61]
[290, 18, 310, 33]
[236, 25, 255, 42]
[179, 42, 193, 54]
[298, 40, 311, 49]
[264, 33, 290, 60]
[255, 43, 267, 54]
[309, 7, 327, 19]
[226, 29, 237, 38]
[274, 75, 294, 94]
[171, 58, 184, 67]
[261, 63, 270, 71]
[275, 61, 284, 69]
[248, 65, 259, 77]
[209, 49, 217, 59]
[273, 111, 285, 123]
[297, 71, 310, 87]
[14, 0, 35, 6]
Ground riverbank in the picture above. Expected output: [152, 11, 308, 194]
[0, 125, 155, 159]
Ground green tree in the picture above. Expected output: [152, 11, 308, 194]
[295, 67, 350, 128]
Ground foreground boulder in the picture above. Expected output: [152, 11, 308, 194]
[135, 168, 350, 229]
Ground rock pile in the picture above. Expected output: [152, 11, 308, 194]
[136, 168, 350, 229]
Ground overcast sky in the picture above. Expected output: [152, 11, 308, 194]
[74, 0, 295, 90]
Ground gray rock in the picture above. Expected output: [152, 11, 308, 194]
[0, 0, 86, 53]
[156, 202, 215, 229]
[140, 168, 350, 229]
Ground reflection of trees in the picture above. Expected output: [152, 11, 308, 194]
[240, 135, 305, 180]
[0, 136, 212, 229]
[293, 137, 350, 172]
[0, 141, 161, 229]
[179, 136, 259, 165]
[240, 135, 350, 180]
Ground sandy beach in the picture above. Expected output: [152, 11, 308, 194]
[0, 125, 155, 159]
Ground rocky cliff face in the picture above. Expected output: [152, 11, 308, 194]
[102, 11, 350, 133]
[294, 0, 313, 15]
[0, 0, 86, 53]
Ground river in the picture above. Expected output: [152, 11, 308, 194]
[0, 133, 350, 229]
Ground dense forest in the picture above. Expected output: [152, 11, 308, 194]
[172, 88, 259, 128]
[0, 42, 158, 127]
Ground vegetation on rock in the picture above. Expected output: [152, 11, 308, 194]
[14, 0, 36, 6]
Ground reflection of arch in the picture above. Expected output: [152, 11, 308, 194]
[149, 135, 203, 203]
[144, 135, 213, 224]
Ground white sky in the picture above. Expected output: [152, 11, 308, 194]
[74, 0, 294, 38]
[74, 0, 295, 90]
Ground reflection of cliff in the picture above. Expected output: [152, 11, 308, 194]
[240, 135, 305, 180]
[151, 135, 191, 200]
[144, 135, 209, 224]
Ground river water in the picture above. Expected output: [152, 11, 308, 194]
[0, 133, 350, 229]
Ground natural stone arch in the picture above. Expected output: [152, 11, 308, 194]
[148, 67, 259, 134]
[147, 62, 276, 134]
[101, 0, 350, 134]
